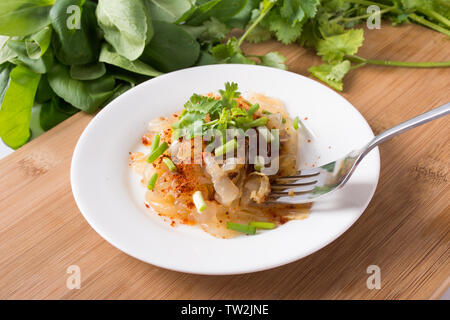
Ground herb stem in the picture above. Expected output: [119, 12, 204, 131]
[417, 8, 450, 29]
[238, 0, 276, 47]
[350, 62, 367, 69]
[334, 6, 394, 23]
[408, 14, 450, 37]
[347, 55, 450, 68]
[245, 116, 268, 128]
[342, 0, 390, 9]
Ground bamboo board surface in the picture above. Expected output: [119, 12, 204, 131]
[0, 23, 449, 299]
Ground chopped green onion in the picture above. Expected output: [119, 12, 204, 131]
[150, 134, 160, 153]
[147, 173, 158, 190]
[193, 191, 207, 213]
[293, 116, 300, 130]
[262, 109, 272, 115]
[247, 103, 259, 116]
[245, 117, 268, 128]
[226, 222, 256, 235]
[254, 156, 265, 171]
[214, 139, 237, 157]
[249, 221, 275, 229]
[147, 142, 169, 163]
[162, 157, 177, 172]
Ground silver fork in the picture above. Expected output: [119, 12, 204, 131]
[269, 102, 450, 204]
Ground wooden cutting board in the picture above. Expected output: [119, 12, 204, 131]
[0, 23, 449, 300]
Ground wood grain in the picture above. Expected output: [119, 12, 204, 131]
[0, 23, 449, 300]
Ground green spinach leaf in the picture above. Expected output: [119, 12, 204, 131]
[96, 0, 153, 61]
[7, 39, 54, 74]
[0, 63, 13, 105]
[99, 44, 163, 77]
[0, 0, 56, 37]
[141, 21, 200, 72]
[144, 0, 194, 23]
[39, 96, 79, 131]
[0, 65, 41, 149]
[25, 26, 52, 59]
[70, 62, 107, 80]
[35, 75, 54, 103]
[187, 0, 248, 26]
[51, 0, 100, 65]
[0, 36, 18, 64]
[48, 63, 115, 113]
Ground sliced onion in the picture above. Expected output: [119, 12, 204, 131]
[147, 117, 170, 133]
[169, 140, 191, 163]
[203, 153, 239, 206]
[242, 172, 271, 204]
[221, 157, 245, 173]
[266, 113, 282, 129]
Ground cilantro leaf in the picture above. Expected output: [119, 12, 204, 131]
[245, 24, 272, 43]
[316, 29, 364, 63]
[230, 52, 257, 64]
[184, 94, 222, 117]
[219, 82, 240, 108]
[297, 19, 321, 47]
[280, 0, 320, 25]
[183, 17, 230, 43]
[308, 60, 351, 91]
[172, 112, 205, 130]
[202, 17, 230, 41]
[259, 52, 288, 70]
[264, 9, 303, 44]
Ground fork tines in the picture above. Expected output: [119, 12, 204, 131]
[270, 180, 317, 189]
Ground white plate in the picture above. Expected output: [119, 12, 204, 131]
[71, 64, 379, 275]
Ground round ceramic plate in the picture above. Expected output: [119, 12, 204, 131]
[71, 64, 380, 275]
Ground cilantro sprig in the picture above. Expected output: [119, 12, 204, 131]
[234, 0, 450, 91]
[172, 82, 266, 142]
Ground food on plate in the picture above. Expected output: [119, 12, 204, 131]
[130, 82, 311, 238]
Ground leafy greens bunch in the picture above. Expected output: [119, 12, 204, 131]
[243, 0, 450, 90]
[0, 0, 449, 149]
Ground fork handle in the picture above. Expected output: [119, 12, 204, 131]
[363, 102, 450, 155]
